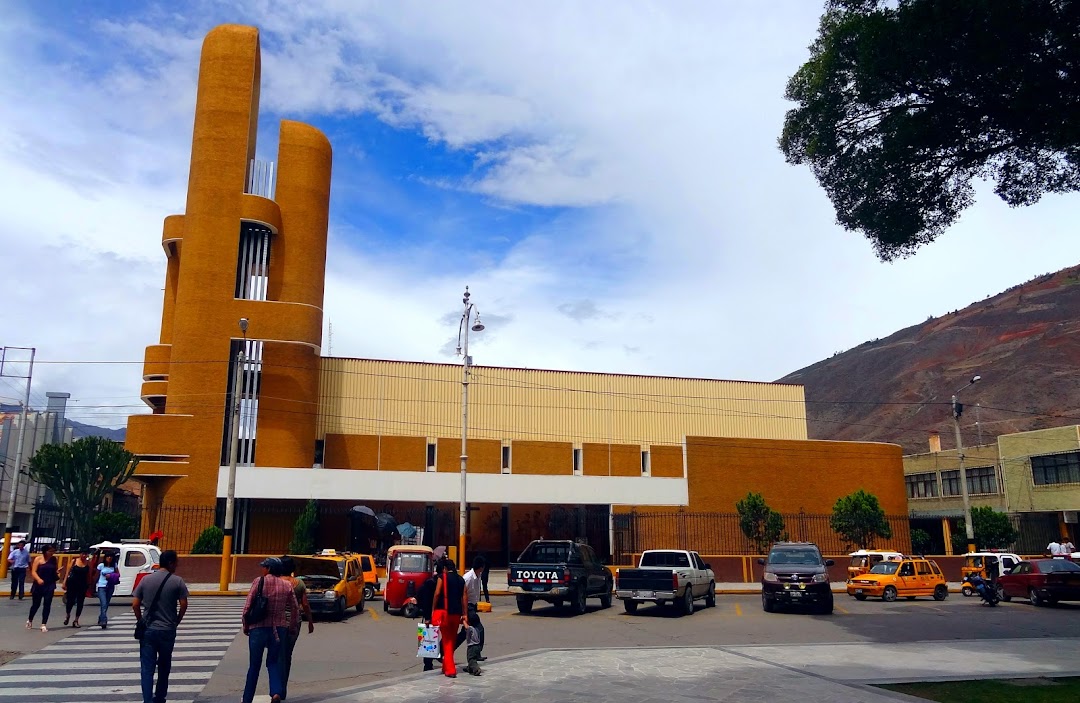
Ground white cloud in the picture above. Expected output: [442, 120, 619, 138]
[2, 1, 1078, 430]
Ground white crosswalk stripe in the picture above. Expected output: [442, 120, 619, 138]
[0, 598, 243, 702]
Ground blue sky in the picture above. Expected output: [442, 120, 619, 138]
[1, 2, 1078, 428]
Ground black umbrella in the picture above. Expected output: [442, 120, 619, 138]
[350, 505, 376, 517]
[375, 512, 398, 537]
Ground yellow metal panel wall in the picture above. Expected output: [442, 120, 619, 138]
[998, 425, 1080, 512]
[317, 358, 807, 446]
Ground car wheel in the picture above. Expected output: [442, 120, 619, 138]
[572, 586, 588, 615]
[705, 582, 716, 608]
[961, 585, 974, 597]
[335, 597, 347, 621]
[516, 596, 534, 614]
[933, 584, 948, 601]
[623, 599, 638, 614]
[882, 586, 898, 602]
[363, 584, 375, 602]
[402, 602, 419, 619]
[382, 599, 388, 613]
[762, 593, 775, 613]
[356, 593, 366, 613]
[600, 587, 613, 609]
[679, 587, 694, 616]
[853, 593, 867, 601]
[996, 584, 1011, 602]
[818, 596, 834, 615]
[1029, 588, 1044, 607]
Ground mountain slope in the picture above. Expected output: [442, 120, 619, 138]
[777, 265, 1080, 454]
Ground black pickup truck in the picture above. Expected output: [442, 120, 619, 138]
[508, 540, 613, 615]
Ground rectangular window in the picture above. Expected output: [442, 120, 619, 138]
[427, 442, 436, 468]
[502, 445, 511, 472]
[905, 472, 938, 499]
[573, 448, 582, 474]
[641, 450, 650, 475]
[314, 439, 325, 467]
[966, 466, 998, 495]
[915, 561, 931, 576]
[940, 470, 961, 496]
[1032, 451, 1080, 486]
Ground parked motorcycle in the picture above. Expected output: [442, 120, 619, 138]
[963, 573, 1000, 606]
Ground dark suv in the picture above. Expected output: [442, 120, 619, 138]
[759, 542, 834, 614]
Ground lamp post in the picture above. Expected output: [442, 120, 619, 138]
[219, 318, 248, 591]
[456, 288, 484, 570]
[952, 374, 981, 554]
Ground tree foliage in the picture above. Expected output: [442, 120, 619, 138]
[830, 489, 892, 549]
[28, 436, 138, 545]
[736, 492, 786, 553]
[191, 526, 225, 555]
[287, 500, 319, 555]
[953, 506, 1019, 551]
[780, 0, 1080, 259]
[909, 527, 932, 555]
[90, 511, 139, 544]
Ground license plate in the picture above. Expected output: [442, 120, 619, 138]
[635, 590, 655, 599]
[530, 585, 547, 592]
[790, 592, 802, 598]
[855, 589, 863, 595]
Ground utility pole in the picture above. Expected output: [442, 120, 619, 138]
[952, 375, 981, 555]
[1, 347, 35, 580]
[220, 319, 247, 591]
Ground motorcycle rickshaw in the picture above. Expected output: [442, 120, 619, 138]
[383, 545, 434, 618]
[960, 551, 1021, 596]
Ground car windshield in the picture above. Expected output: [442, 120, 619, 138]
[519, 543, 571, 564]
[1037, 560, 1080, 574]
[869, 563, 900, 575]
[768, 548, 820, 565]
[850, 556, 868, 567]
[391, 553, 431, 573]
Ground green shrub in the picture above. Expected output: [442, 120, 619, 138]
[91, 511, 139, 544]
[287, 500, 319, 555]
[191, 526, 224, 554]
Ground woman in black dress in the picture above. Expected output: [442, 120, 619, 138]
[27, 543, 61, 632]
[63, 548, 90, 627]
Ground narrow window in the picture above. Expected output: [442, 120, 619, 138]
[573, 448, 582, 474]
[427, 442, 436, 469]
[314, 439, 325, 467]
[502, 445, 511, 472]
[641, 450, 650, 475]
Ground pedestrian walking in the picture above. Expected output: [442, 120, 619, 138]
[417, 559, 444, 672]
[274, 556, 313, 700]
[431, 558, 468, 679]
[26, 543, 61, 632]
[7, 539, 29, 600]
[241, 557, 299, 703]
[95, 552, 119, 628]
[132, 550, 188, 703]
[63, 548, 91, 627]
[456, 555, 487, 673]
[480, 553, 491, 603]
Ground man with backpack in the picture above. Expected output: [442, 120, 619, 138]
[132, 550, 189, 703]
[241, 557, 299, 703]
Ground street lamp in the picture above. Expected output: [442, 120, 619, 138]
[219, 318, 248, 591]
[456, 288, 484, 570]
[952, 374, 981, 554]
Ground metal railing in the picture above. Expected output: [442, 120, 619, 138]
[246, 159, 275, 199]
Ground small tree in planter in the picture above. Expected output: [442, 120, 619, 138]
[830, 490, 892, 550]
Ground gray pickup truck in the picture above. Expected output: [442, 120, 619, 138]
[615, 549, 716, 615]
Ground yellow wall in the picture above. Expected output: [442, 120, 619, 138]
[317, 359, 807, 446]
[999, 425, 1080, 512]
[903, 444, 1006, 515]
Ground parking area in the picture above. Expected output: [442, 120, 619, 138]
[194, 593, 1080, 702]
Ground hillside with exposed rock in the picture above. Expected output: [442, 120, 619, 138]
[777, 265, 1080, 454]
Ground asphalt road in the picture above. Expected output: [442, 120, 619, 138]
[196, 593, 1080, 702]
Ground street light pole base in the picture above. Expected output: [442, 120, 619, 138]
[219, 533, 233, 592]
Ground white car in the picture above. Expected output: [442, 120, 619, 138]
[91, 540, 161, 597]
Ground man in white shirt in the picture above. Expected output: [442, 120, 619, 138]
[1047, 540, 1063, 558]
[456, 556, 487, 664]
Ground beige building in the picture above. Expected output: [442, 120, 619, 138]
[904, 427, 1080, 554]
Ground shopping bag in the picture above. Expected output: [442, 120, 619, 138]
[417, 623, 441, 658]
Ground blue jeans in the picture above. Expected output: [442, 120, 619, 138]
[243, 626, 285, 703]
[140, 628, 177, 703]
[97, 587, 111, 625]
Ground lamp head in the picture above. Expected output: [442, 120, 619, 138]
[970, 375, 981, 384]
[471, 314, 485, 332]
[239, 318, 249, 334]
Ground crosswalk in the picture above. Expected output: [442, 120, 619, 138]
[0, 597, 243, 702]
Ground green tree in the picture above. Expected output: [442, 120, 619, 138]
[736, 492, 786, 553]
[287, 500, 319, 555]
[191, 526, 225, 555]
[952, 507, 1019, 552]
[830, 490, 892, 549]
[780, 0, 1080, 260]
[910, 527, 932, 555]
[90, 511, 139, 544]
[28, 436, 138, 545]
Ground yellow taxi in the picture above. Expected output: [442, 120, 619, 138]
[291, 549, 367, 620]
[358, 553, 380, 601]
[846, 557, 949, 602]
